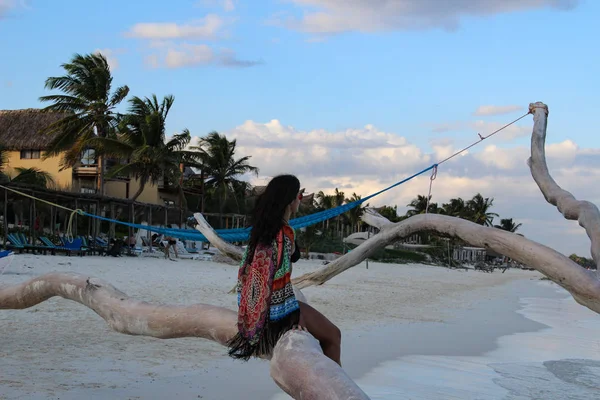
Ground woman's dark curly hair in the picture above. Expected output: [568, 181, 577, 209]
[248, 174, 300, 249]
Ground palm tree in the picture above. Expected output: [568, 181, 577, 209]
[494, 218, 522, 233]
[345, 193, 368, 233]
[315, 191, 335, 210]
[0, 146, 56, 187]
[406, 194, 436, 216]
[100, 94, 200, 201]
[9, 167, 56, 188]
[467, 193, 499, 226]
[0, 165, 56, 227]
[440, 197, 467, 218]
[332, 188, 345, 238]
[191, 132, 258, 227]
[315, 191, 335, 232]
[377, 205, 401, 223]
[39, 52, 130, 195]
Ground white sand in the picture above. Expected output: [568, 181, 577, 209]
[0, 254, 542, 399]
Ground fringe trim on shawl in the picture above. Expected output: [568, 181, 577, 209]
[226, 308, 300, 360]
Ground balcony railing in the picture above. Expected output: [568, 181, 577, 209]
[73, 164, 130, 181]
[73, 165, 100, 176]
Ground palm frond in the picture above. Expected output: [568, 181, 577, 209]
[11, 167, 56, 187]
[109, 85, 130, 107]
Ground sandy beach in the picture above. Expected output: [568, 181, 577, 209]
[1, 253, 545, 399]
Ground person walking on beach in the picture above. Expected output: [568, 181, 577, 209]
[227, 174, 342, 366]
[163, 235, 178, 260]
[151, 233, 178, 260]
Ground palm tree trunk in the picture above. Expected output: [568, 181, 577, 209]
[98, 156, 105, 196]
[178, 185, 188, 213]
[131, 181, 146, 202]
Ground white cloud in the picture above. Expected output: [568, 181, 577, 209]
[197, 0, 235, 12]
[223, 0, 235, 11]
[192, 118, 599, 257]
[0, 0, 13, 17]
[126, 9, 260, 69]
[431, 118, 531, 141]
[473, 105, 524, 116]
[126, 14, 224, 40]
[474, 140, 579, 170]
[274, 0, 579, 35]
[144, 42, 261, 69]
[0, 0, 25, 18]
[94, 48, 121, 71]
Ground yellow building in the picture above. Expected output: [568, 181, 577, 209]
[0, 108, 178, 206]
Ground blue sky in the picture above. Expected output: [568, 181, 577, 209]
[1, 0, 599, 256]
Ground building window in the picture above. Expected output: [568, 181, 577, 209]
[81, 149, 96, 166]
[79, 178, 97, 194]
[20, 149, 41, 159]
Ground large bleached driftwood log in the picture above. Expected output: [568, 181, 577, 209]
[0, 272, 367, 399]
[527, 102, 600, 267]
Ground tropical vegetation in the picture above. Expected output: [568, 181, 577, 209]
[39, 53, 130, 195]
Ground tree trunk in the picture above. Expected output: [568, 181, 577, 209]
[0, 273, 368, 400]
[178, 185, 188, 213]
[131, 181, 146, 202]
[98, 155, 105, 196]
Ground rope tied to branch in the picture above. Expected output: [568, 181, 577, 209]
[65, 209, 85, 243]
[425, 164, 438, 214]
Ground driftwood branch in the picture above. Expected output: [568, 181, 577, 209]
[527, 102, 600, 270]
[193, 212, 244, 261]
[294, 213, 600, 312]
[0, 272, 367, 399]
[361, 208, 394, 229]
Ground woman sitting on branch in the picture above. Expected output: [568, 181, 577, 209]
[227, 174, 342, 366]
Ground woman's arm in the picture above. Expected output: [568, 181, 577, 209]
[291, 240, 301, 263]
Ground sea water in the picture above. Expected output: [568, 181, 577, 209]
[355, 281, 600, 399]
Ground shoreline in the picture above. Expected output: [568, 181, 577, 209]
[1, 254, 549, 399]
[351, 280, 600, 399]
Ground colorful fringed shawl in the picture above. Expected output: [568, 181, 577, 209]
[227, 225, 300, 360]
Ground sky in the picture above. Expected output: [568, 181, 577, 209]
[0, 0, 599, 257]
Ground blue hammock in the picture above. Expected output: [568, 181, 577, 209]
[0, 249, 14, 274]
[82, 164, 436, 242]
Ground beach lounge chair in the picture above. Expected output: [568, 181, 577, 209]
[38, 236, 86, 257]
[5, 233, 25, 253]
[38, 236, 72, 255]
[78, 236, 103, 255]
[173, 241, 201, 260]
[60, 237, 89, 256]
[16, 232, 56, 255]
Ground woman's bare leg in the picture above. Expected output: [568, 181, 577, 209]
[297, 301, 342, 366]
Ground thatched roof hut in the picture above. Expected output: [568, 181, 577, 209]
[0, 108, 68, 150]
